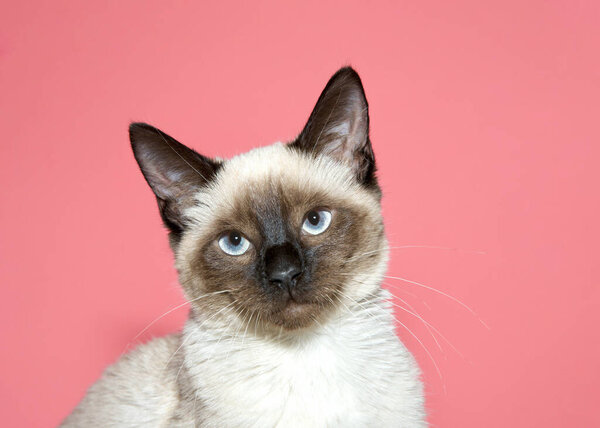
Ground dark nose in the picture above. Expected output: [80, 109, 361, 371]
[264, 242, 303, 290]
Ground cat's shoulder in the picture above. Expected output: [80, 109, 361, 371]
[61, 334, 181, 427]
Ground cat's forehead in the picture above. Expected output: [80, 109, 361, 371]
[185, 142, 378, 230]
[220, 143, 352, 189]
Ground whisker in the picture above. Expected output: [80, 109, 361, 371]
[130, 289, 232, 344]
[336, 273, 429, 311]
[387, 299, 465, 359]
[384, 274, 490, 330]
[163, 301, 236, 371]
[164, 332, 192, 372]
[310, 313, 324, 330]
[381, 280, 429, 306]
[240, 309, 255, 348]
[334, 288, 445, 390]
[343, 277, 444, 354]
[387, 244, 486, 255]
[342, 276, 466, 361]
[345, 245, 486, 264]
[396, 317, 446, 394]
[254, 311, 262, 337]
[389, 297, 443, 353]
[224, 306, 249, 363]
[332, 292, 355, 319]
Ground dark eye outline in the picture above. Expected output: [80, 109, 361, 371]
[218, 231, 251, 256]
[301, 208, 333, 235]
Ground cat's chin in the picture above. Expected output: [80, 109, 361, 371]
[270, 301, 322, 331]
[282, 300, 313, 318]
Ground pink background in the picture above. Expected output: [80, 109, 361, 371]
[1, 1, 598, 426]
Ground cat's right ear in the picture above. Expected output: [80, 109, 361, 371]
[129, 122, 221, 241]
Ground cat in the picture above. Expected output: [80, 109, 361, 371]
[62, 67, 426, 427]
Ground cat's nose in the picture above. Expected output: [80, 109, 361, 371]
[264, 242, 303, 291]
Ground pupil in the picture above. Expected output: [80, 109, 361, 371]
[308, 211, 320, 226]
[229, 232, 241, 246]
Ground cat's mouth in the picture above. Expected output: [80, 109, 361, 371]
[258, 279, 336, 330]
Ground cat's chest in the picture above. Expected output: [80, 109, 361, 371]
[186, 330, 381, 427]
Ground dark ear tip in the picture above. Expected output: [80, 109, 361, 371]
[129, 122, 155, 142]
[334, 66, 360, 77]
[324, 67, 367, 103]
[330, 66, 363, 86]
[129, 123, 167, 159]
[129, 123, 164, 163]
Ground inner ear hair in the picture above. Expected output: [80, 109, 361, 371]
[129, 122, 221, 241]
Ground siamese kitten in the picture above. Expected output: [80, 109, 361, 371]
[62, 67, 425, 427]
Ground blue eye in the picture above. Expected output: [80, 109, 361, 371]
[218, 231, 251, 256]
[302, 209, 332, 235]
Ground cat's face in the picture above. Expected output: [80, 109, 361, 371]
[131, 67, 388, 331]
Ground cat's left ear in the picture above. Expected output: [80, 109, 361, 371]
[290, 67, 378, 191]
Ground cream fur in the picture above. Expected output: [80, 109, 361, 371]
[179, 289, 425, 427]
[62, 143, 426, 427]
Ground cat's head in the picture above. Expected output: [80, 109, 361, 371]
[130, 67, 388, 331]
